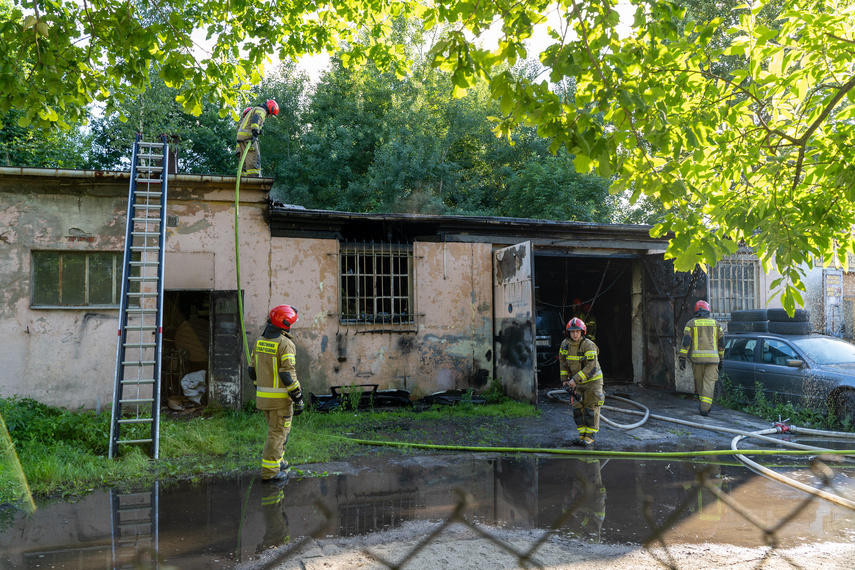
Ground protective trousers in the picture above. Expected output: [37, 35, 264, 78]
[573, 380, 605, 439]
[237, 138, 261, 176]
[693, 362, 718, 413]
[261, 405, 292, 479]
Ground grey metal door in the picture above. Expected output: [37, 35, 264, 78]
[493, 242, 537, 404]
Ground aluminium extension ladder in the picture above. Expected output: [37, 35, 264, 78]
[108, 135, 169, 459]
[110, 484, 159, 568]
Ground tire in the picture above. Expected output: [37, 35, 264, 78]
[834, 391, 855, 427]
[767, 320, 813, 335]
[731, 309, 768, 322]
[767, 308, 810, 322]
[728, 320, 768, 332]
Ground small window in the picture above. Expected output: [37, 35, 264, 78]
[708, 249, 759, 320]
[32, 251, 122, 308]
[339, 242, 414, 329]
[725, 337, 757, 362]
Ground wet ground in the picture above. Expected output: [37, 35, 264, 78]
[3, 385, 855, 569]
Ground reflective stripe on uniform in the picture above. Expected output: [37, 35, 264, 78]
[257, 386, 289, 398]
[699, 395, 713, 404]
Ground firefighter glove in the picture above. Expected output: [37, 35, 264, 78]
[717, 362, 723, 372]
[679, 359, 686, 371]
[293, 399, 305, 416]
[251, 128, 259, 138]
[248, 367, 257, 382]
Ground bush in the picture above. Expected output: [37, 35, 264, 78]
[0, 396, 111, 455]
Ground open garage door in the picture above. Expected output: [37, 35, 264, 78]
[642, 255, 705, 390]
[493, 242, 537, 404]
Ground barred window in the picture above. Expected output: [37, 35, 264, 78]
[339, 242, 413, 327]
[707, 250, 759, 320]
[32, 251, 122, 308]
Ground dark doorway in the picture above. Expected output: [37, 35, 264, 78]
[533, 255, 634, 387]
[162, 290, 211, 407]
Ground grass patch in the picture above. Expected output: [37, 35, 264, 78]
[0, 394, 537, 501]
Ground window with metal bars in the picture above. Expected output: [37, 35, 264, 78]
[339, 242, 413, 326]
[31, 251, 122, 308]
[707, 250, 759, 320]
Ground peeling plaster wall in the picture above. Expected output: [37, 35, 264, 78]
[267, 239, 494, 400]
[0, 176, 270, 410]
[0, 191, 127, 409]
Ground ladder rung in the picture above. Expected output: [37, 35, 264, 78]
[134, 205, 161, 210]
[121, 379, 156, 385]
[127, 292, 158, 297]
[123, 326, 157, 331]
[132, 218, 161, 223]
[124, 343, 157, 349]
[119, 398, 154, 405]
[128, 261, 159, 266]
[118, 417, 154, 424]
[117, 492, 153, 499]
[126, 307, 158, 313]
[136, 182, 163, 187]
[129, 247, 161, 253]
[139, 142, 165, 148]
[122, 360, 156, 366]
[131, 231, 161, 237]
[117, 438, 154, 443]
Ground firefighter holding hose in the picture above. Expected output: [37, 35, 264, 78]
[559, 317, 605, 448]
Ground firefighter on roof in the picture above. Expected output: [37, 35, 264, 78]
[236, 99, 279, 177]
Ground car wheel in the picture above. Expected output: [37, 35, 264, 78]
[767, 320, 813, 335]
[730, 309, 768, 322]
[834, 391, 855, 426]
[767, 308, 810, 322]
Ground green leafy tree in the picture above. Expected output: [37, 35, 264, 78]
[5, 0, 854, 308]
[499, 151, 616, 222]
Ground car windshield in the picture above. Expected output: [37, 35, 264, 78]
[791, 337, 855, 365]
[536, 309, 563, 333]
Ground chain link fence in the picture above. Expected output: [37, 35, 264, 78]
[246, 453, 855, 570]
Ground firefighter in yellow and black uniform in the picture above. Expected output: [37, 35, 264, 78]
[679, 300, 724, 417]
[236, 99, 278, 177]
[559, 317, 605, 447]
[249, 304, 305, 482]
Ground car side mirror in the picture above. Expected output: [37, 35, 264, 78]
[786, 359, 805, 368]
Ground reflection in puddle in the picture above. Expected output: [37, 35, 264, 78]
[2, 455, 854, 568]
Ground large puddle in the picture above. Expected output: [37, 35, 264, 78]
[2, 453, 855, 568]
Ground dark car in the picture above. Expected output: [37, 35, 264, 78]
[722, 331, 855, 424]
[535, 306, 565, 385]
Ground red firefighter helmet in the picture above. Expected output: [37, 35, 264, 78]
[694, 300, 711, 313]
[566, 317, 587, 334]
[265, 99, 279, 116]
[269, 304, 298, 330]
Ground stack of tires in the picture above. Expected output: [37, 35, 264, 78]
[728, 308, 812, 335]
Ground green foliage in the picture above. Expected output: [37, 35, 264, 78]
[482, 379, 509, 405]
[0, 395, 536, 499]
[0, 396, 110, 455]
[718, 377, 851, 431]
[6, 0, 854, 306]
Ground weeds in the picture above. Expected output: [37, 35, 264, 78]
[717, 376, 849, 430]
[0, 393, 536, 501]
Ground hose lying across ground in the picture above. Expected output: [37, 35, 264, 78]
[335, 391, 855, 512]
[547, 389, 855, 511]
